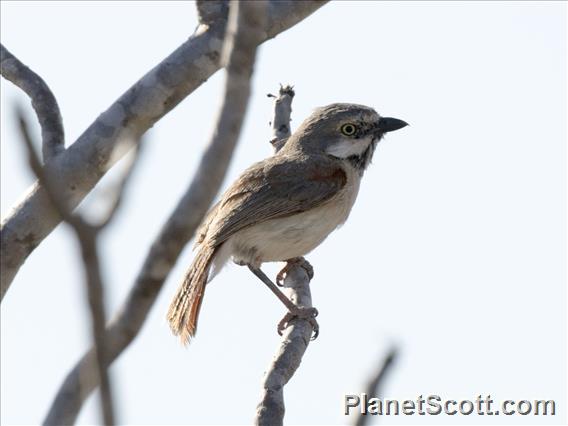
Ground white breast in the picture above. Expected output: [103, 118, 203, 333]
[225, 165, 361, 267]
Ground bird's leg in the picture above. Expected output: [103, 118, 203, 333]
[248, 265, 319, 339]
[276, 257, 314, 286]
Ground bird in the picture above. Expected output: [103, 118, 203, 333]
[167, 103, 407, 345]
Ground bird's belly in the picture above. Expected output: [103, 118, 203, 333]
[233, 210, 336, 262]
[229, 181, 359, 265]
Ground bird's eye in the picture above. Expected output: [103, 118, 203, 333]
[340, 123, 357, 136]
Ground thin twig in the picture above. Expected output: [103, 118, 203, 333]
[74, 234, 115, 426]
[254, 259, 314, 426]
[44, 1, 267, 424]
[1, 44, 64, 162]
[354, 347, 398, 426]
[17, 111, 116, 425]
[94, 139, 142, 230]
[268, 84, 295, 152]
[17, 107, 143, 426]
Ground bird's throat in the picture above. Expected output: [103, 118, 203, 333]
[346, 140, 378, 173]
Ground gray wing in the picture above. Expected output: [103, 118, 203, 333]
[194, 200, 221, 248]
[205, 154, 347, 246]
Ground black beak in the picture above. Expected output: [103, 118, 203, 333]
[377, 117, 408, 133]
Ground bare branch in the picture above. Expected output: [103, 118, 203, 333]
[354, 347, 398, 426]
[254, 88, 315, 424]
[16, 110, 76, 226]
[1, 0, 328, 301]
[94, 138, 143, 230]
[196, 0, 229, 25]
[17, 111, 117, 426]
[1, 44, 64, 162]
[73, 234, 115, 426]
[255, 260, 315, 426]
[44, 1, 268, 424]
[268, 84, 295, 153]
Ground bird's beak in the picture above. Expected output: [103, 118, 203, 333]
[377, 117, 408, 133]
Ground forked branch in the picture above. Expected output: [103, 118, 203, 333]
[0, 0, 328, 302]
[44, 1, 266, 424]
[17, 111, 142, 426]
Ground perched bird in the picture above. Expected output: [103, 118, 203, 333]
[167, 103, 407, 344]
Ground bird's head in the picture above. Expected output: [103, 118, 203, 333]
[289, 103, 407, 172]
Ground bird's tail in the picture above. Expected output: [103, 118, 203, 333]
[167, 245, 216, 345]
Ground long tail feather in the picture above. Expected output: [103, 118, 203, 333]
[167, 246, 216, 345]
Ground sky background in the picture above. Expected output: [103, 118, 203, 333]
[1, 1, 566, 425]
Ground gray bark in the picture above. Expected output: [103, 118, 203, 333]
[1, 44, 64, 162]
[0, 0, 328, 301]
[44, 1, 267, 424]
[253, 85, 316, 425]
[254, 261, 314, 426]
[269, 84, 295, 152]
[16, 114, 143, 426]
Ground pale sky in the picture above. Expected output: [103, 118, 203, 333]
[1, 1, 566, 425]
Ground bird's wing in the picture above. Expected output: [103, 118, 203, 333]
[194, 200, 221, 248]
[206, 154, 347, 246]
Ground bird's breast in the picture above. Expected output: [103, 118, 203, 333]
[229, 166, 361, 264]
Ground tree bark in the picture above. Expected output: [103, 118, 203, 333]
[44, 1, 269, 424]
[255, 260, 315, 426]
[1, 44, 64, 162]
[0, 0, 328, 301]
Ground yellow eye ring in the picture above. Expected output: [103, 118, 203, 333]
[340, 123, 357, 136]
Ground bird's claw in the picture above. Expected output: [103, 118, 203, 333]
[277, 306, 319, 340]
[276, 257, 314, 287]
[275, 269, 286, 287]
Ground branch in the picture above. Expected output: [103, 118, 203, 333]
[196, 0, 229, 25]
[94, 140, 142, 230]
[71, 233, 115, 426]
[1, 0, 329, 301]
[1, 43, 64, 162]
[268, 84, 295, 152]
[253, 84, 313, 425]
[354, 347, 398, 426]
[44, 1, 267, 424]
[16, 110, 145, 426]
[254, 260, 314, 426]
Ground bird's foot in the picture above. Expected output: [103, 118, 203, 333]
[277, 306, 319, 340]
[276, 257, 314, 287]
